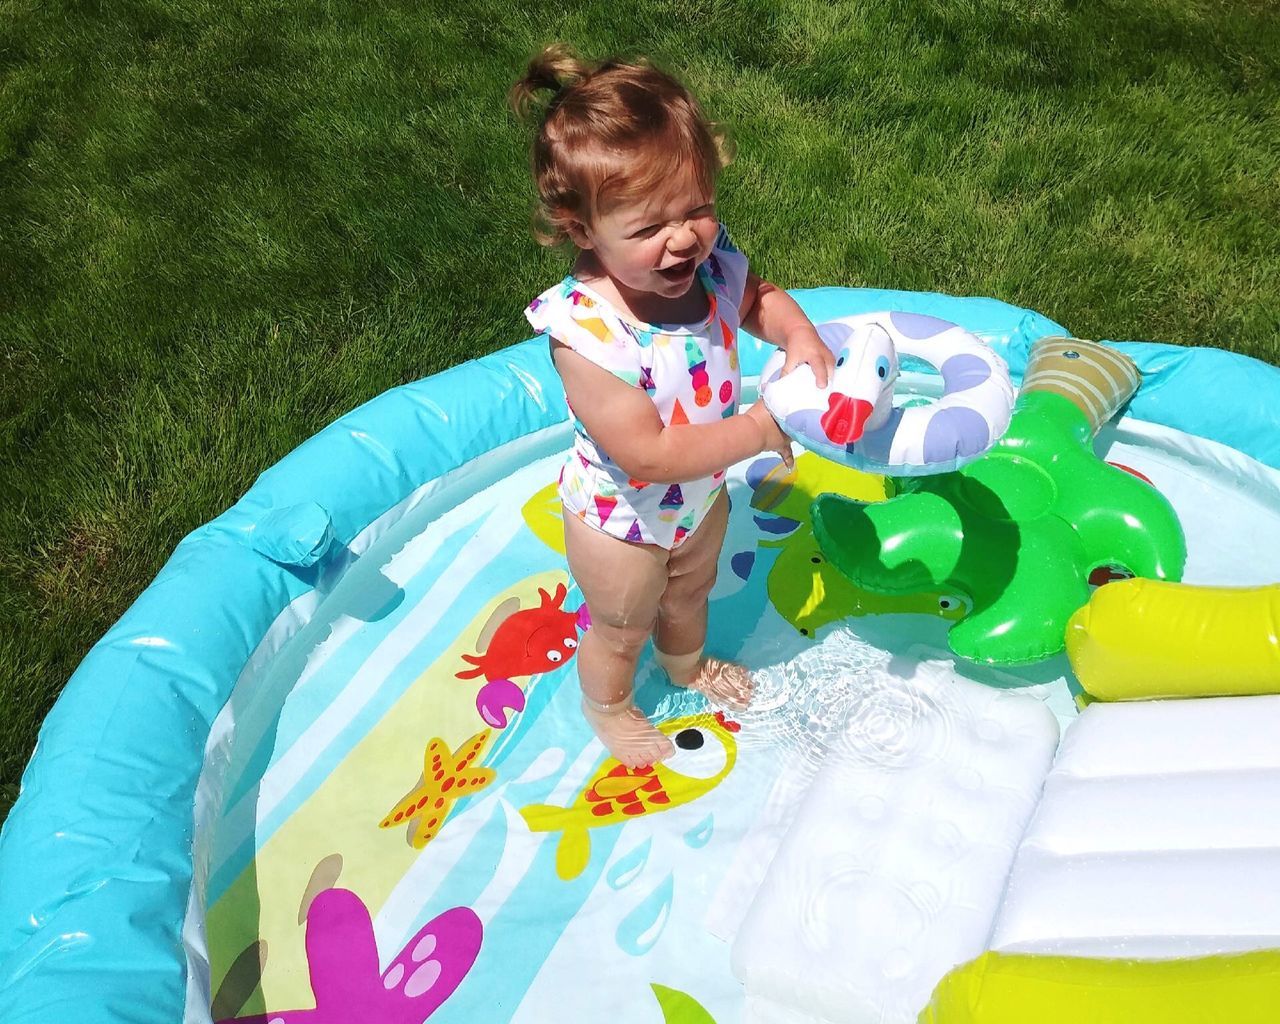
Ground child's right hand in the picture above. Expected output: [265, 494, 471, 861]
[554, 340, 796, 482]
[747, 402, 795, 470]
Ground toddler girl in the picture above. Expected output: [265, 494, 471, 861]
[512, 45, 834, 767]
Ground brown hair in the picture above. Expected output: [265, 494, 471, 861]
[510, 44, 731, 247]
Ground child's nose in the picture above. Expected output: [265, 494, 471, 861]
[669, 222, 698, 252]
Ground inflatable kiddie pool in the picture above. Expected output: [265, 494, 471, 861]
[1, 288, 1279, 1024]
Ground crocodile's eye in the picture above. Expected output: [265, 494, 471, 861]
[937, 594, 972, 617]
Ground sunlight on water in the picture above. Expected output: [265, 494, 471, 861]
[828, 670, 953, 769]
[734, 627, 894, 770]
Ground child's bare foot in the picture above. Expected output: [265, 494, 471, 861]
[679, 657, 754, 710]
[582, 699, 675, 769]
[657, 650, 754, 711]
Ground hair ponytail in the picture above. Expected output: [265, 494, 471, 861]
[508, 43, 590, 120]
[511, 44, 729, 248]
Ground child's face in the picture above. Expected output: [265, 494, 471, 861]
[571, 171, 718, 300]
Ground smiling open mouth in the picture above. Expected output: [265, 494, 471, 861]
[657, 258, 695, 281]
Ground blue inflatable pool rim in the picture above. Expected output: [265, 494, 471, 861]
[1, 286, 1277, 1023]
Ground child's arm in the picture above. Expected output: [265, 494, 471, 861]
[740, 272, 835, 387]
[553, 341, 789, 484]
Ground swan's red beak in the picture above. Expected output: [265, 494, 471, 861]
[821, 393, 874, 445]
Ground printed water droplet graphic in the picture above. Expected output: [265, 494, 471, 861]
[684, 814, 714, 849]
[616, 874, 674, 955]
[606, 838, 651, 890]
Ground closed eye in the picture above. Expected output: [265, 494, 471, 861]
[628, 204, 716, 239]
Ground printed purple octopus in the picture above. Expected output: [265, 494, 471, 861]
[219, 888, 481, 1024]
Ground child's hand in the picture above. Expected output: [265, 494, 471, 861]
[747, 401, 794, 470]
[780, 325, 836, 389]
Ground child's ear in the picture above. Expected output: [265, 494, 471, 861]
[565, 219, 593, 249]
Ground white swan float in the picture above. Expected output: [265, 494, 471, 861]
[760, 311, 1015, 476]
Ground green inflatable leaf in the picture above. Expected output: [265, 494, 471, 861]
[650, 982, 718, 1024]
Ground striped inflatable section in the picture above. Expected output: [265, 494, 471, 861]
[1020, 337, 1143, 435]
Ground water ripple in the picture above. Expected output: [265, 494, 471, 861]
[734, 628, 893, 770]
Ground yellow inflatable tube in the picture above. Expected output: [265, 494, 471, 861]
[920, 949, 1280, 1023]
[1066, 577, 1280, 700]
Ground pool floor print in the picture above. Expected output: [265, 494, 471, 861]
[202, 419, 1280, 1022]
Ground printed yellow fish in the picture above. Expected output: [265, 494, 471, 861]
[520, 711, 739, 880]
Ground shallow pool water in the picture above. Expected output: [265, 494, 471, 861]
[195, 409, 1280, 1023]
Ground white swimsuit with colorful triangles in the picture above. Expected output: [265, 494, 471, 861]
[526, 225, 749, 550]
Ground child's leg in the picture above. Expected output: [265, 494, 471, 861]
[652, 491, 727, 659]
[563, 511, 675, 768]
[653, 492, 753, 708]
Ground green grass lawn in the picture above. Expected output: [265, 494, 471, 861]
[2, 0, 1277, 821]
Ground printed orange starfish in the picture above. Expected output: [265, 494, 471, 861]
[380, 730, 495, 849]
